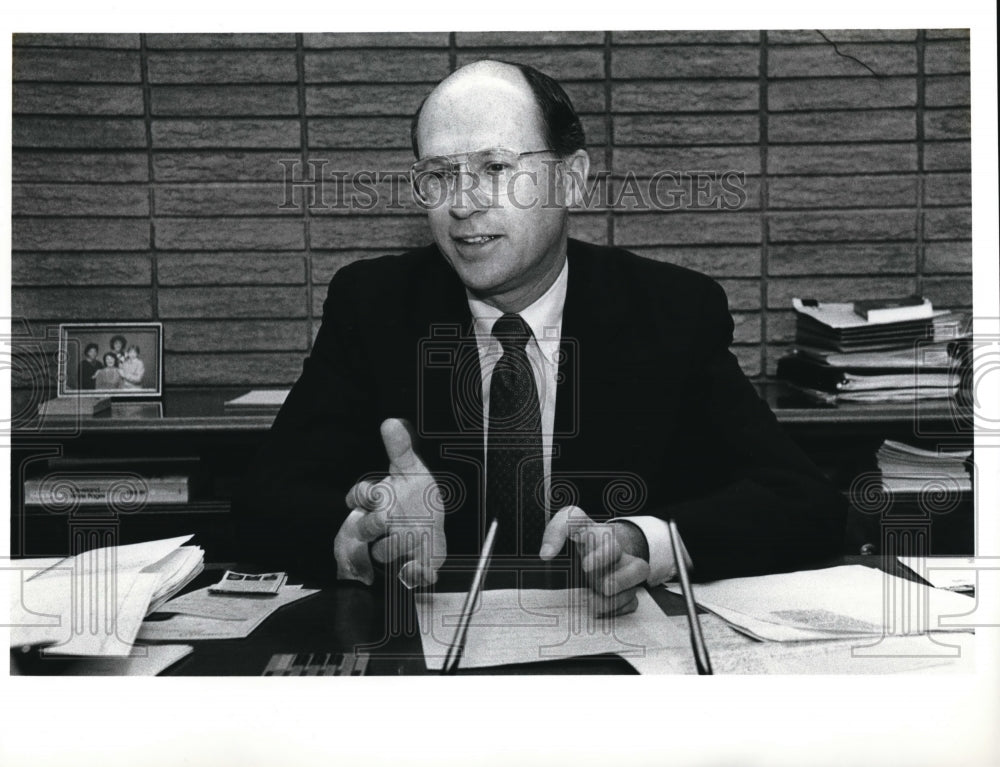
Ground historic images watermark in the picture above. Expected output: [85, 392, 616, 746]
[276, 158, 749, 213]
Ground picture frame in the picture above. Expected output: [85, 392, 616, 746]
[57, 322, 164, 398]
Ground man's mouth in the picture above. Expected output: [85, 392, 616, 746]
[454, 235, 500, 245]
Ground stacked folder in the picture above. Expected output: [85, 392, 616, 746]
[777, 297, 967, 404]
[877, 439, 972, 494]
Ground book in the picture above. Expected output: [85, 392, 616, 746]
[24, 475, 189, 506]
[853, 296, 933, 323]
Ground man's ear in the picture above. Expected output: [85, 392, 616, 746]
[560, 149, 591, 207]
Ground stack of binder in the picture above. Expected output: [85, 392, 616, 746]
[777, 297, 967, 404]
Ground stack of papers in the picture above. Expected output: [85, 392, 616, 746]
[878, 439, 972, 493]
[778, 299, 966, 404]
[791, 299, 962, 352]
[138, 583, 318, 641]
[7, 535, 204, 656]
[665, 565, 974, 642]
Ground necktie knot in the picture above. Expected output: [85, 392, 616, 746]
[491, 313, 532, 353]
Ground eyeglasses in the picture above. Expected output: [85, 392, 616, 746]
[410, 147, 554, 206]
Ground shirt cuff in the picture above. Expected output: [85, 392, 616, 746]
[612, 516, 692, 586]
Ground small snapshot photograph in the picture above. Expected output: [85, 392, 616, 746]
[58, 323, 164, 397]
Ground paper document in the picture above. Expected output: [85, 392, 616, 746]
[897, 557, 985, 592]
[666, 565, 975, 642]
[623, 614, 974, 675]
[138, 583, 319, 640]
[58, 644, 194, 676]
[7, 535, 204, 655]
[415, 587, 688, 670]
[224, 389, 290, 408]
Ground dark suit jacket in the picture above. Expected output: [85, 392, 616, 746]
[237, 238, 846, 582]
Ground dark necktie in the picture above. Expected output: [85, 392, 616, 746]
[486, 313, 546, 557]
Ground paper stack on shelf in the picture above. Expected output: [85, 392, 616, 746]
[877, 439, 972, 494]
[7, 535, 204, 656]
[777, 297, 967, 404]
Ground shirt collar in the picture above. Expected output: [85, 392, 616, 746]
[466, 258, 568, 363]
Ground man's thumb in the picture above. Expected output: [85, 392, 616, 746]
[380, 418, 422, 472]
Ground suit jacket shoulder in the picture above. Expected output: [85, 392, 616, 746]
[564, 238, 734, 347]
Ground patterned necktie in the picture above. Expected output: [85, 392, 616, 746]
[486, 313, 546, 557]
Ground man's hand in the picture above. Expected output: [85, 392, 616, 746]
[538, 506, 651, 617]
[334, 418, 446, 588]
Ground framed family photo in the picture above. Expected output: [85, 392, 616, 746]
[57, 323, 164, 398]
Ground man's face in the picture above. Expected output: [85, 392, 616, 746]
[416, 71, 580, 310]
[85, 348, 97, 361]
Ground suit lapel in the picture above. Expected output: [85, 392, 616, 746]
[554, 240, 632, 458]
[405, 249, 487, 553]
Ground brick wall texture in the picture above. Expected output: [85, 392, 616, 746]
[11, 30, 972, 385]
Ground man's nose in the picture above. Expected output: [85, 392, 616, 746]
[447, 172, 490, 219]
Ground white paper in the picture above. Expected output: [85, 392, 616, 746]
[86, 535, 195, 573]
[414, 587, 688, 670]
[897, 557, 982, 591]
[792, 298, 951, 328]
[7, 535, 201, 655]
[666, 565, 976, 642]
[137, 584, 319, 640]
[623, 614, 975, 675]
[224, 389, 290, 407]
[59, 644, 194, 676]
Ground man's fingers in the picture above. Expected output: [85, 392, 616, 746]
[398, 559, 438, 590]
[333, 509, 376, 585]
[595, 554, 650, 597]
[371, 529, 418, 564]
[592, 587, 640, 618]
[371, 527, 434, 564]
[345, 479, 378, 511]
[380, 418, 422, 473]
[355, 509, 388, 542]
[539, 505, 593, 559]
[579, 527, 623, 574]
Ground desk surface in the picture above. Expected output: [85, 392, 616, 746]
[13, 383, 972, 435]
[15, 555, 915, 677]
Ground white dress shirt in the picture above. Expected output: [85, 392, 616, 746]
[466, 258, 680, 585]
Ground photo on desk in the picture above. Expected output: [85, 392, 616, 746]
[57, 323, 164, 398]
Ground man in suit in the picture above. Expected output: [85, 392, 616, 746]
[240, 60, 845, 616]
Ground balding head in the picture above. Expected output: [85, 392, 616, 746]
[410, 60, 585, 159]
